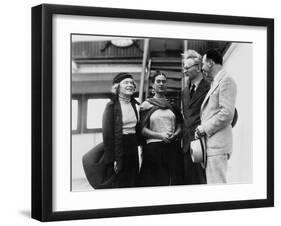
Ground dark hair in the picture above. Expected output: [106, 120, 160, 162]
[205, 49, 223, 65]
[151, 70, 167, 83]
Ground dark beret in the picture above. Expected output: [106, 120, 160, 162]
[113, 72, 133, 84]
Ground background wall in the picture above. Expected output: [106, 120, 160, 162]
[224, 43, 253, 183]
[0, 0, 279, 226]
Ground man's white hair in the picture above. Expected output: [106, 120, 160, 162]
[182, 49, 202, 68]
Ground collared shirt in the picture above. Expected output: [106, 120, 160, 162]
[190, 75, 203, 92]
[211, 69, 224, 87]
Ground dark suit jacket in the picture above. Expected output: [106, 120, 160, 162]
[182, 78, 210, 153]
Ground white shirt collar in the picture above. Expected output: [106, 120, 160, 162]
[212, 69, 225, 85]
[190, 75, 203, 90]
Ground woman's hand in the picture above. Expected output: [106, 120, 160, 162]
[168, 133, 177, 142]
[114, 160, 122, 174]
[159, 131, 172, 143]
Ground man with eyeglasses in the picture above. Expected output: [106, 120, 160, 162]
[181, 50, 210, 185]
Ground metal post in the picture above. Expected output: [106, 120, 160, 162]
[145, 59, 152, 100]
[139, 38, 150, 103]
[184, 40, 188, 53]
[182, 40, 188, 90]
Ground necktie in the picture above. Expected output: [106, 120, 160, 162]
[190, 84, 196, 98]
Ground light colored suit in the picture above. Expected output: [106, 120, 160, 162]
[200, 69, 237, 183]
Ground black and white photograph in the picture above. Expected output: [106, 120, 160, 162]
[30, 3, 274, 221]
[71, 35, 253, 191]
[1, 0, 280, 225]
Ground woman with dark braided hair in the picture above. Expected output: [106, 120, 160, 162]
[138, 71, 184, 187]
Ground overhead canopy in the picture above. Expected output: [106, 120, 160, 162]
[71, 36, 231, 95]
[72, 64, 144, 94]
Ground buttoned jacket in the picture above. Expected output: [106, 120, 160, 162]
[182, 78, 210, 153]
[200, 69, 237, 156]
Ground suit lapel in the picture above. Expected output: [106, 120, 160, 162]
[182, 81, 191, 107]
[201, 70, 226, 111]
[189, 79, 209, 106]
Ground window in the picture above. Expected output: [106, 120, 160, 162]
[87, 98, 109, 129]
[72, 94, 111, 134]
[72, 99, 78, 131]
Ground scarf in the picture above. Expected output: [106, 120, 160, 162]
[139, 97, 174, 131]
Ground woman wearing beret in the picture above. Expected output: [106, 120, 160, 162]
[138, 71, 184, 187]
[102, 72, 140, 188]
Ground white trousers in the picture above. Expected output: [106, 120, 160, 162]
[206, 154, 229, 184]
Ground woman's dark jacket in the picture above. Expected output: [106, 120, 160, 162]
[102, 96, 140, 164]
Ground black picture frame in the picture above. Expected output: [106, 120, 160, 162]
[31, 3, 274, 222]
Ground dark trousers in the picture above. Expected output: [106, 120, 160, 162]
[183, 148, 206, 185]
[138, 141, 184, 187]
[113, 134, 139, 188]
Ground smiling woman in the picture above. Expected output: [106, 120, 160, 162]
[98, 72, 141, 188]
